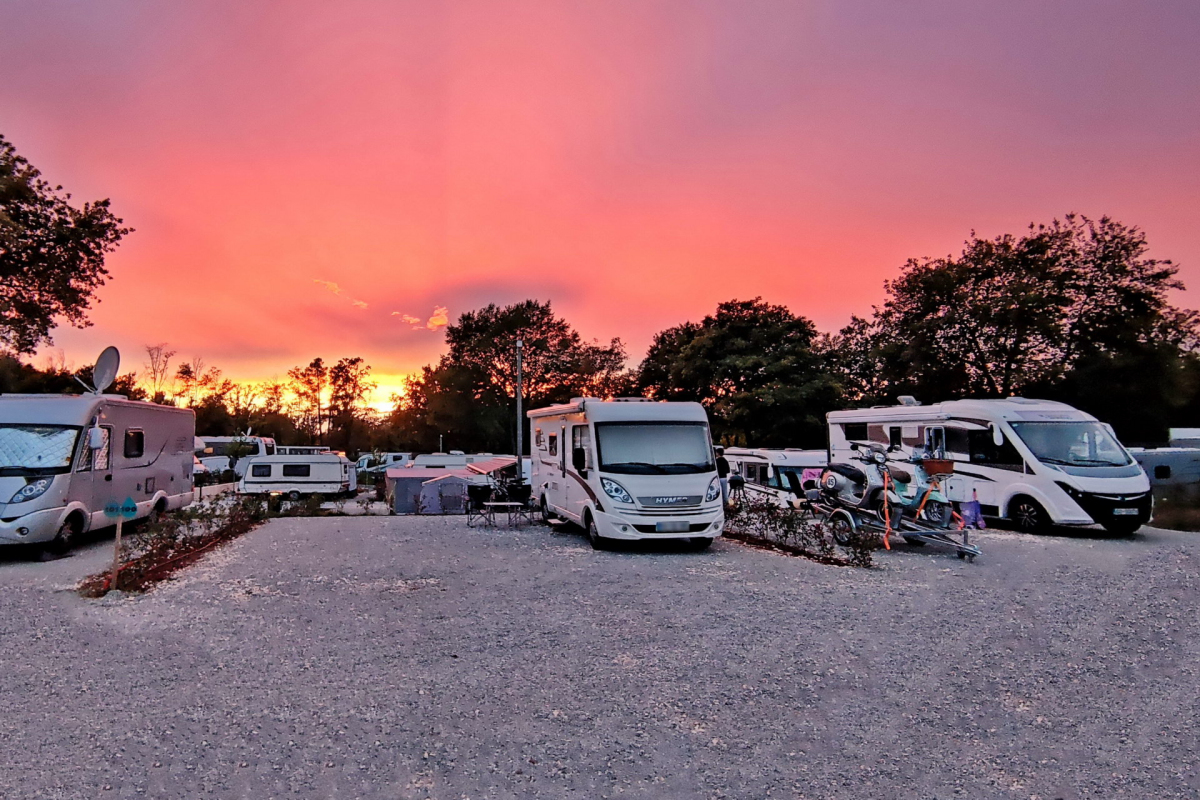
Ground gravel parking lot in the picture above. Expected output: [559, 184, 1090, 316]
[2, 517, 1198, 799]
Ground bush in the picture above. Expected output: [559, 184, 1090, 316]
[724, 496, 875, 567]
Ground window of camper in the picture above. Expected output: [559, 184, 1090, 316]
[75, 426, 110, 473]
[535, 429, 544, 449]
[282, 464, 311, 477]
[0, 424, 82, 476]
[889, 427, 903, 449]
[967, 430, 1024, 470]
[595, 422, 715, 475]
[251, 464, 272, 478]
[571, 425, 593, 470]
[124, 430, 145, 459]
[842, 422, 868, 441]
[1155, 465, 1171, 480]
[548, 434, 558, 456]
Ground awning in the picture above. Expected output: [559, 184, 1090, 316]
[466, 456, 519, 475]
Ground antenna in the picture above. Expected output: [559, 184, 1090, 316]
[91, 347, 120, 394]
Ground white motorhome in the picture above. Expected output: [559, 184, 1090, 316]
[528, 398, 724, 549]
[356, 452, 413, 473]
[237, 453, 357, 499]
[196, 435, 277, 476]
[724, 447, 827, 508]
[827, 398, 1152, 534]
[0, 394, 196, 553]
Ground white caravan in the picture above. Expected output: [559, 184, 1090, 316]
[237, 453, 356, 499]
[724, 447, 827, 508]
[0, 394, 196, 553]
[827, 398, 1152, 534]
[410, 452, 493, 469]
[197, 435, 277, 476]
[528, 398, 724, 549]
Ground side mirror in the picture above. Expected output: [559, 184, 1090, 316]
[88, 427, 105, 450]
[991, 424, 1004, 447]
[850, 443, 860, 451]
[572, 448, 587, 474]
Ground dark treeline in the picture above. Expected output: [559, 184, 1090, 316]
[3, 215, 1198, 453]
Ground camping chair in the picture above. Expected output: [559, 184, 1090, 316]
[505, 482, 534, 525]
[466, 484, 495, 527]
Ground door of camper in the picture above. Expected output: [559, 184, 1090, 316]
[567, 424, 593, 520]
[78, 423, 113, 527]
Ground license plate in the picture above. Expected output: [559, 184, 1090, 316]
[656, 521, 690, 533]
[1112, 508, 1138, 516]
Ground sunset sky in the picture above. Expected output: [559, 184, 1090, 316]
[3, 0, 1199, 404]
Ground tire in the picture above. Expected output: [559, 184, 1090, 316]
[540, 496, 555, 524]
[44, 516, 80, 556]
[921, 501, 952, 528]
[287, 490, 301, 502]
[830, 515, 854, 546]
[148, 501, 166, 526]
[1009, 497, 1048, 533]
[688, 537, 714, 551]
[585, 514, 608, 551]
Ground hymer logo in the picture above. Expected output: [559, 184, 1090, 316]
[654, 496, 689, 505]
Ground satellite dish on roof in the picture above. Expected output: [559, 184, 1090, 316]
[92, 347, 120, 394]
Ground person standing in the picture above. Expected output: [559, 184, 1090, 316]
[715, 446, 730, 505]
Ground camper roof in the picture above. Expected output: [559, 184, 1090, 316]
[527, 398, 708, 423]
[0, 394, 191, 426]
[828, 398, 1094, 424]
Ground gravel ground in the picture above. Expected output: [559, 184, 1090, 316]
[1, 517, 1198, 799]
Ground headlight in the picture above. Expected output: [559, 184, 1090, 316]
[705, 478, 721, 502]
[9, 477, 53, 504]
[600, 478, 633, 504]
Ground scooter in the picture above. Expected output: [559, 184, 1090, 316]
[817, 443, 906, 545]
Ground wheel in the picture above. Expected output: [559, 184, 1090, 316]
[44, 516, 79, 556]
[585, 515, 609, 551]
[147, 502, 166, 525]
[921, 501, 952, 528]
[287, 490, 301, 502]
[957, 550, 967, 560]
[1009, 497, 1048, 533]
[688, 537, 714, 551]
[540, 496, 554, 523]
[830, 515, 854, 546]
[902, 536, 927, 547]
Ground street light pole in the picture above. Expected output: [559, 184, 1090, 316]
[515, 339, 524, 476]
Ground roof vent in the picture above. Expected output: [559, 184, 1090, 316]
[612, 397, 653, 402]
[897, 395, 921, 406]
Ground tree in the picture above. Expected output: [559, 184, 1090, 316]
[638, 298, 841, 447]
[832, 215, 1198, 403]
[0, 134, 131, 353]
[143, 343, 176, 404]
[287, 358, 329, 444]
[393, 301, 627, 453]
[328, 356, 377, 452]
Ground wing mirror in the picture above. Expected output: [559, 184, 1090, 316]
[849, 443, 860, 451]
[88, 427, 105, 450]
[990, 423, 1004, 447]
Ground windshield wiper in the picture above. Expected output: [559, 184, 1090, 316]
[657, 462, 710, 472]
[1039, 456, 1125, 467]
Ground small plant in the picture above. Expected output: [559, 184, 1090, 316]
[356, 491, 375, 516]
[724, 497, 875, 567]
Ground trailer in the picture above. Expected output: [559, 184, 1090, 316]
[237, 453, 356, 499]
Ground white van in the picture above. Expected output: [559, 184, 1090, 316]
[528, 398, 723, 549]
[237, 453, 357, 499]
[0, 394, 196, 553]
[197, 435, 277, 476]
[724, 447, 827, 508]
[827, 398, 1152, 534]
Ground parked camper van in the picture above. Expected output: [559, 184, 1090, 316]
[197, 435, 277, 476]
[528, 398, 723, 549]
[277, 445, 331, 456]
[237, 453, 356, 499]
[724, 447, 827, 508]
[0, 394, 196, 553]
[827, 398, 1151, 534]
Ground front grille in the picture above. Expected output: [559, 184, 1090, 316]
[632, 523, 713, 534]
[632, 507, 704, 516]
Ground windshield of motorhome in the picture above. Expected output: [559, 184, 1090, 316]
[595, 423, 715, 474]
[0, 424, 79, 474]
[1009, 421, 1132, 467]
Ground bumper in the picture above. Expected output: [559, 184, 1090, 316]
[1066, 489, 1153, 528]
[594, 508, 724, 540]
[0, 507, 64, 545]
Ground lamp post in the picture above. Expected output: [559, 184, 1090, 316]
[515, 339, 524, 475]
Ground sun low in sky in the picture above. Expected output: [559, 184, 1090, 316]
[2, 0, 1198, 388]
